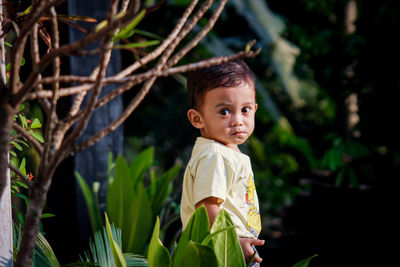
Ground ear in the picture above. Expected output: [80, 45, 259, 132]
[187, 109, 204, 129]
[255, 103, 258, 112]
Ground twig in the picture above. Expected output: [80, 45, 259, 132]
[30, 22, 52, 115]
[13, 5, 142, 106]
[167, 0, 228, 67]
[42, 6, 60, 167]
[71, 49, 259, 153]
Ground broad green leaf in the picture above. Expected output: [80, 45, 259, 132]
[129, 147, 154, 189]
[209, 210, 246, 267]
[292, 254, 318, 267]
[107, 155, 132, 228]
[148, 217, 171, 267]
[182, 241, 218, 267]
[30, 118, 42, 129]
[75, 171, 103, 232]
[151, 165, 180, 214]
[173, 206, 210, 267]
[123, 183, 153, 253]
[105, 213, 127, 267]
[30, 131, 44, 143]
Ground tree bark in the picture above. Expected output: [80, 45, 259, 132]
[0, 0, 14, 261]
[68, 0, 124, 248]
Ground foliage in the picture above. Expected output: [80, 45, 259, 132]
[148, 206, 243, 267]
[9, 104, 43, 195]
[148, 206, 316, 267]
[76, 147, 181, 254]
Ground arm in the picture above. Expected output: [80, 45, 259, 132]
[195, 196, 221, 228]
[239, 238, 265, 264]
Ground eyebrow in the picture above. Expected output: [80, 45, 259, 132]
[214, 102, 255, 109]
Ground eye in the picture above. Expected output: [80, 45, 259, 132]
[219, 109, 230, 116]
[242, 106, 251, 114]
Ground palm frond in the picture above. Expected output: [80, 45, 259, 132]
[32, 232, 60, 267]
[80, 223, 148, 267]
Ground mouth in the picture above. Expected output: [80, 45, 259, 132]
[231, 131, 247, 137]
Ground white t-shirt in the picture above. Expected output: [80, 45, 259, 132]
[180, 137, 261, 238]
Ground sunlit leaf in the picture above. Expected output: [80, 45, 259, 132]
[148, 217, 171, 267]
[30, 131, 44, 143]
[113, 40, 160, 49]
[30, 118, 42, 129]
[105, 213, 127, 267]
[113, 9, 146, 41]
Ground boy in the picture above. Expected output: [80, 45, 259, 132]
[180, 60, 264, 265]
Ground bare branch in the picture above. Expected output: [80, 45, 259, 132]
[167, 0, 228, 67]
[114, 0, 200, 79]
[30, 22, 52, 115]
[71, 49, 260, 153]
[12, 123, 44, 156]
[42, 6, 61, 167]
[13, 7, 143, 105]
[9, 0, 64, 96]
[73, 76, 157, 153]
[58, 6, 118, 156]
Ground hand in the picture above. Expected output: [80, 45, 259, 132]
[239, 237, 265, 264]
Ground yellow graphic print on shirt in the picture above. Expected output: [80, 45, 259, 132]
[246, 174, 261, 237]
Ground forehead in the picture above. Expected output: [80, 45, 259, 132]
[203, 83, 256, 105]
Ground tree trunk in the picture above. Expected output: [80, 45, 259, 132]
[0, 105, 13, 266]
[68, 0, 124, 248]
[0, 0, 14, 261]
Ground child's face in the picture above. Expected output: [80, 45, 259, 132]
[189, 82, 257, 151]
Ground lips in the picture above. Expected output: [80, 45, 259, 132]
[231, 131, 246, 136]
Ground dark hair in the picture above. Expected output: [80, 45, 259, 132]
[187, 60, 255, 110]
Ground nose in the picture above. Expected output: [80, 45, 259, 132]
[230, 113, 243, 127]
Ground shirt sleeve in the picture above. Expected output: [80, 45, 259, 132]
[192, 152, 232, 205]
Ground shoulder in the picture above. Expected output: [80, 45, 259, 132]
[188, 138, 235, 169]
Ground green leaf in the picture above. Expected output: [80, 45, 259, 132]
[30, 118, 42, 129]
[19, 158, 27, 176]
[148, 217, 171, 267]
[150, 165, 180, 214]
[208, 210, 246, 267]
[10, 150, 17, 157]
[30, 131, 44, 143]
[11, 141, 23, 151]
[107, 155, 132, 228]
[129, 147, 154, 189]
[32, 232, 61, 267]
[123, 183, 153, 253]
[18, 114, 28, 128]
[292, 254, 318, 267]
[173, 206, 210, 267]
[182, 241, 218, 267]
[114, 40, 160, 49]
[41, 213, 56, 219]
[114, 9, 146, 41]
[4, 41, 12, 47]
[75, 171, 103, 232]
[105, 213, 127, 267]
